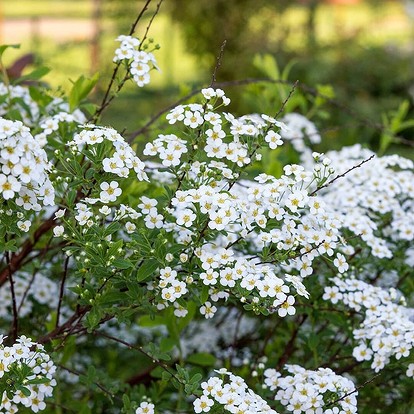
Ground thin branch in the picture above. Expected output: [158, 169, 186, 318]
[38, 305, 91, 344]
[94, 331, 185, 387]
[325, 372, 382, 408]
[58, 364, 119, 400]
[56, 256, 70, 328]
[17, 268, 37, 315]
[276, 314, 308, 370]
[274, 80, 299, 119]
[309, 154, 375, 196]
[127, 89, 201, 141]
[5, 250, 18, 342]
[90, 0, 156, 123]
[209, 40, 227, 88]
[0, 212, 57, 287]
[139, 0, 164, 48]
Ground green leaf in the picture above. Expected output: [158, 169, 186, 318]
[84, 307, 102, 331]
[0, 44, 20, 59]
[66, 189, 77, 207]
[253, 54, 280, 79]
[15, 66, 50, 83]
[136, 259, 159, 282]
[1, 239, 17, 253]
[139, 314, 166, 327]
[27, 377, 51, 385]
[122, 394, 131, 411]
[307, 332, 319, 351]
[17, 386, 31, 397]
[150, 366, 164, 379]
[200, 285, 209, 304]
[104, 221, 121, 236]
[161, 371, 172, 381]
[112, 258, 132, 269]
[189, 373, 202, 384]
[69, 73, 99, 112]
[160, 337, 177, 353]
[186, 352, 216, 367]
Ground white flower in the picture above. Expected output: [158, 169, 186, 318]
[275, 295, 296, 317]
[17, 220, 31, 232]
[100, 181, 122, 203]
[0, 174, 21, 200]
[193, 395, 214, 413]
[54, 208, 66, 219]
[333, 253, 349, 273]
[135, 401, 155, 414]
[265, 130, 283, 149]
[406, 363, 414, 378]
[200, 302, 217, 319]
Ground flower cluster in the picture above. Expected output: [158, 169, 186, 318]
[113, 35, 158, 87]
[0, 117, 55, 210]
[143, 134, 188, 167]
[0, 272, 59, 320]
[280, 113, 321, 154]
[162, 90, 265, 167]
[194, 369, 277, 413]
[69, 124, 148, 182]
[143, 158, 343, 318]
[35, 110, 86, 147]
[0, 83, 40, 126]
[323, 276, 414, 373]
[264, 365, 357, 414]
[0, 335, 57, 413]
[313, 145, 414, 258]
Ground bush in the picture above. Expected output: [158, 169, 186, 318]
[0, 5, 413, 414]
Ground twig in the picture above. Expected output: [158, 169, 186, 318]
[5, 250, 18, 342]
[58, 364, 119, 400]
[139, 0, 164, 49]
[17, 269, 37, 315]
[94, 331, 185, 387]
[274, 80, 298, 119]
[210, 40, 227, 88]
[0, 213, 57, 287]
[276, 314, 308, 370]
[127, 89, 201, 141]
[309, 154, 375, 196]
[90, 0, 156, 122]
[38, 305, 91, 344]
[325, 372, 382, 407]
[56, 256, 70, 328]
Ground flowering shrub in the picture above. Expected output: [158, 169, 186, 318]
[0, 7, 413, 414]
[0, 335, 56, 413]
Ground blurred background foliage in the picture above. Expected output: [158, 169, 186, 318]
[1, 0, 414, 156]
